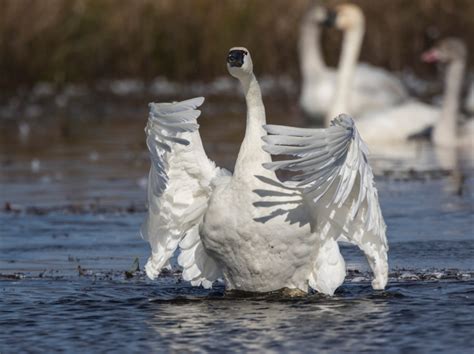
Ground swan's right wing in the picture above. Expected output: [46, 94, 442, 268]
[262, 114, 388, 290]
[142, 97, 228, 288]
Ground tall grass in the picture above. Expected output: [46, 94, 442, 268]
[0, 0, 473, 91]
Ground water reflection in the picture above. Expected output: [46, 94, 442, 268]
[368, 139, 473, 197]
[1, 276, 472, 352]
[146, 292, 391, 352]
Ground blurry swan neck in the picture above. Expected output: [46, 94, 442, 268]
[326, 25, 364, 125]
[434, 58, 465, 144]
[234, 73, 271, 178]
[299, 17, 326, 79]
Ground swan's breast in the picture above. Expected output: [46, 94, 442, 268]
[201, 181, 316, 291]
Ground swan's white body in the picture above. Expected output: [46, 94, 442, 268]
[142, 48, 388, 295]
[355, 101, 438, 144]
[455, 119, 474, 149]
[327, 69, 437, 145]
[200, 75, 317, 291]
[299, 5, 407, 121]
[301, 64, 408, 121]
[433, 112, 474, 149]
[202, 176, 318, 292]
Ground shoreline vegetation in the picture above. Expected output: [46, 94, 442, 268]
[0, 0, 473, 93]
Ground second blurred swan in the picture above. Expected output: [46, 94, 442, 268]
[352, 38, 472, 146]
[299, 3, 407, 122]
[423, 38, 474, 148]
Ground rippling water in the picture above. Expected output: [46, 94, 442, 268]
[2, 276, 473, 353]
[1, 99, 473, 353]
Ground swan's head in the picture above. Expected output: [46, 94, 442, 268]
[324, 4, 364, 30]
[304, 4, 329, 25]
[227, 47, 253, 79]
[422, 38, 467, 64]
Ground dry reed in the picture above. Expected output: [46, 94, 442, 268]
[0, 0, 473, 91]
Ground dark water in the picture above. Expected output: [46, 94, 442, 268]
[1, 276, 473, 353]
[1, 98, 473, 353]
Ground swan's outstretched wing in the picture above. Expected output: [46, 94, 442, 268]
[141, 97, 229, 288]
[262, 114, 388, 290]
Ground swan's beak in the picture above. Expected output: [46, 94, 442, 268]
[320, 9, 337, 28]
[227, 50, 247, 68]
[421, 49, 439, 63]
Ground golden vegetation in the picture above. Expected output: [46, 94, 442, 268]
[0, 0, 473, 90]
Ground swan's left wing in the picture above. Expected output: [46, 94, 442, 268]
[142, 97, 229, 288]
[262, 114, 388, 290]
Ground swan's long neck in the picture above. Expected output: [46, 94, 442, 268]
[433, 58, 465, 145]
[233, 73, 271, 179]
[326, 25, 364, 125]
[299, 18, 326, 79]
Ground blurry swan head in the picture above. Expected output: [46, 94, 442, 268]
[322, 3, 364, 30]
[303, 3, 329, 25]
[227, 47, 253, 79]
[422, 38, 467, 64]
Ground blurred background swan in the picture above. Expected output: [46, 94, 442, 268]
[352, 38, 473, 146]
[299, 3, 408, 123]
[422, 38, 474, 149]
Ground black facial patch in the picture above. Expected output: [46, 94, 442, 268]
[321, 10, 337, 28]
[227, 50, 248, 67]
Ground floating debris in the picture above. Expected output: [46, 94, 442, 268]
[67, 255, 79, 262]
[125, 257, 140, 279]
[1, 203, 147, 216]
[3, 202, 23, 213]
[0, 273, 24, 280]
[77, 265, 88, 276]
[0, 267, 470, 285]
[380, 168, 452, 181]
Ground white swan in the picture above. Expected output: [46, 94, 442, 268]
[141, 47, 388, 295]
[299, 3, 407, 122]
[422, 38, 474, 149]
[353, 38, 471, 145]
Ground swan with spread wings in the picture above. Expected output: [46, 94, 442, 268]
[141, 47, 388, 295]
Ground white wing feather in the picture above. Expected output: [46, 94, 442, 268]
[262, 114, 388, 290]
[141, 97, 227, 288]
